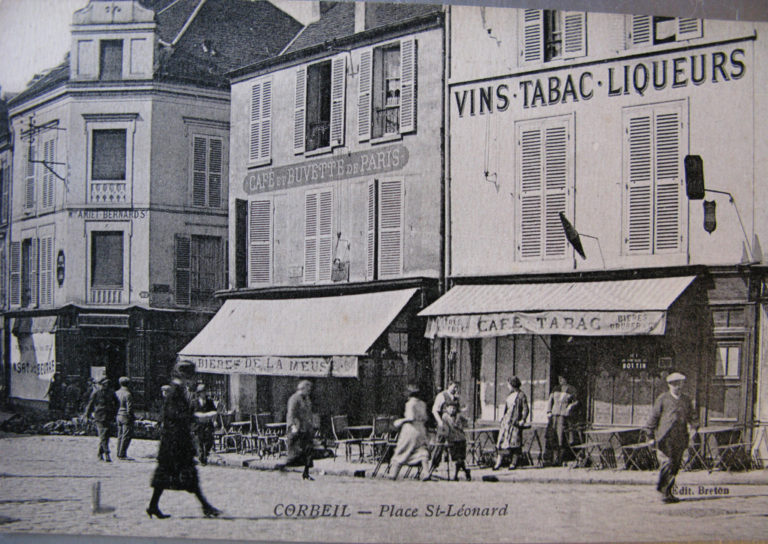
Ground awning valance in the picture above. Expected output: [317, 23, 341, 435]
[178, 288, 418, 378]
[418, 276, 695, 338]
[11, 316, 58, 335]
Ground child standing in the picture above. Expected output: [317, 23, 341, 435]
[438, 400, 471, 481]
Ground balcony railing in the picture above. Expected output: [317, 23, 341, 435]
[90, 182, 127, 204]
[373, 106, 400, 138]
[90, 288, 123, 305]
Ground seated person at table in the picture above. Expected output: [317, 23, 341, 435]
[437, 401, 471, 481]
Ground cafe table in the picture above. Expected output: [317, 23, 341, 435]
[346, 424, 374, 438]
[685, 425, 744, 471]
[578, 427, 644, 469]
[465, 426, 499, 467]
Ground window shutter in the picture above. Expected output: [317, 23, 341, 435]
[25, 144, 35, 211]
[358, 49, 373, 142]
[175, 234, 191, 305]
[330, 56, 346, 147]
[29, 238, 38, 307]
[518, 128, 543, 259]
[39, 236, 53, 306]
[318, 189, 333, 282]
[10, 241, 20, 306]
[42, 139, 55, 209]
[562, 12, 586, 59]
[192, 136, 207, 206]
[249, 82, 262, 163]
[625, 113, 653, 253]
[208, 138, 222, 208]
[378, 180, 403, 277]
[654, 108, 682, 253]
[399, 38, 417, 134]
[1, 160, 9, 223]
[249, 199, 272, 284]
[367, 180, 376, 279]
[260, 78, 272, 161]
[677, 18, 702, 40]
[521, 9, 544, 63]
[304, 192, 318, 282]
[543, 124, 568, 257]
[294, 66, 307, 154]
[627, 15, 651, 48]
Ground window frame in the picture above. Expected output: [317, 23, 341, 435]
[294, 55, 346, 155]
[84, 114, 136, 205]
[175, 233, 225, 307]
[190, 133, 224, 209]
[626, 15, 703, 48]
[248, 76, 273, 167]
[85, 221, 129, 304]
[99, 39, 124, 81]
[520, 9, 586, 65]
[304, 186, 334, 284]
[248, 197, 273, 286]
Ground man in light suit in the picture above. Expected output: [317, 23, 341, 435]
[115, 376, 135, 460]
[647, 372, 699, 503]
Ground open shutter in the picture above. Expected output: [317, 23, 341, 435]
[653, 107, 682, 253]
[175, 234, 191, 305]
[39, 236, 53, 306]
[627, 15, 651, 48]
[29, 238, 38, 307]
[518, 127, 543, 259]
[10, 241, 20, 306]
[378, 180, 403, 277]
[208, 138, 222, 208]
[260, 78, 272, 161]
[318, 189, 333, 282]
[367, 180, 376, 279]
[543, 124, 568, 258]
[192, 136, 207, 206]
[294, 66, 307, 154]
[24, 144, 35, 211]
[42, 139, 55, 209]
[400, 38, 417, 134]
[249, 82, 262, 163]
[304, 192, 318, 282]
[521, 9, 544, 64]
[624, 112, 653, 254]
[677, 18, 702, 40]
[562, 12, 586, 59]
[249, 199, 272, 284]
[358, 49, 373, 142]
[2, 160, 10, 223]
[330, 56, 346, 147]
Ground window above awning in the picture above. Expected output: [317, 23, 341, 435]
[418, 276, 696, 338]
[178, 288, 418, 378]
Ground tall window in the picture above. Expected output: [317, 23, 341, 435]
[0, 158, 9, 224]
[622, 102, 685, 255]
[192, 136, 222, 208]
[304, 188, 333, 283]
[359, 38, 417, 142]
[367, 179, 403, 279]
[175, 235, 224, 306]
[248, 198, 272, 285]
[294, 56, 346, 153]
[92, 129, 126, 181]
[100, 40, 123, 80]
[21, 238, 37, 308]
[91, 231, 124, 287]
[24, 143, 35, 211]
[41, 138, 56, 210]
[248, 77, 272, 165]
[515, 116, 572, 260]
[627, 15, 702, 48]
[521, 9, 586, 64]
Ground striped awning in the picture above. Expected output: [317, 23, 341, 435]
[418, 276, 696, 338]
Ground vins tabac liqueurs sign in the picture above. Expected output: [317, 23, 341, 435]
[243, 144, 408, 195]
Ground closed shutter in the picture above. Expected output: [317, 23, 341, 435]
[39, 236, 53, 306]
[192, 136, 207, 206]
[208, 138, 222, 208]
[304, 189, 333, 283]
[366, 180, 376, 279]
[175, 234, 191, 305]
[249, 82, 262, 162]
[1, 160, 9, 223]
[29, 238, 38, 307]
[518, 128, 543, 259]
[42, 139, 55, 209]
[330, 56, 346, 147]
[677, 18, 702, 40]
[562, 12, 586, 59]
[358, 49, 373, 142]
[654, 107, 682, 253]
[543, 124, 568, 257]
[378, 180, 403, 277]
[627, 15, 651, 48]
[10, 241, 20, 306]
[249, 199, 272, 284]
[294, 66, 307, 154]
[304, 192, 317, 282]
[24, 144, 35, 211]
[400, 38, 417, 134]
[625, 113, 653, 253]
[521, 9, 544, 64]
[249, 79, 272, 163]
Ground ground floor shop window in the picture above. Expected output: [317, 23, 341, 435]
[198, 373, 229, 410]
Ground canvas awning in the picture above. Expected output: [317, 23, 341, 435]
[418, 276, 696, 338]
[178, 288, 418, 378]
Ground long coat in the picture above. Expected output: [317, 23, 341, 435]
[497, 390, 530, 450]
[646, 391, 698, 458]
[284, 390, 315, 467]
[391, 397, 429, 467]
[151, 381, 199, 491]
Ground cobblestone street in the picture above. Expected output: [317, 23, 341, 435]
[1, 435, 767, 543]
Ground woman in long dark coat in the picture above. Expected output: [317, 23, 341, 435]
[146, 361, 220, 519]
[279, 380, 316, 480]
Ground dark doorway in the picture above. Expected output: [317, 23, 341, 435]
[83, 338, 127, 387]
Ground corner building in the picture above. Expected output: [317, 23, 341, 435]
[420, 6, 768, 459]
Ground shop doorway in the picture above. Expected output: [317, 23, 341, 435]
[84, 338, 127, 387]
[551, 339, 589, 424]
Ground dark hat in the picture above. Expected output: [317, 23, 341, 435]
[666, 372, 686, 383]
[118, 376, 130, 386]
[98, 377, 110, 385]
[508, 376, 522, 388]
[172, 360, 196, 379]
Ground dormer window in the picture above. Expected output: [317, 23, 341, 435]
[100, 40, 123, 80]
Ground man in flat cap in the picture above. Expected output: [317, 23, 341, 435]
[115, 377, 135, 460]
[84, 377, 119, 462]
[646, 372, 699, 503]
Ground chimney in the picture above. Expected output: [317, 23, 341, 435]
[354, 1, 365, 33]
[270, 0, 320, 26]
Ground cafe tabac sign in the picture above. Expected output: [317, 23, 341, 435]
[243, 144, 408, 194]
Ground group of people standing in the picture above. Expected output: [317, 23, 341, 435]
[82, 376, 135, 462]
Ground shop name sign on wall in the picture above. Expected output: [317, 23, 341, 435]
[454, 48, 746, 115]
[69, 208, 148, 220]
[188, 355, 358, 378]
[243, 144, 408, 195]
[426, 310, 667, 338]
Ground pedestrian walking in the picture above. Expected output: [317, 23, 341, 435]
[278, 380, 317, 480]
[494, 376, 530, 470]
[147, 360, 221, 519]
[391, 384, 431, 481]
[432, 381, 459, 428]
[436, 400, 471, 481]
[115, 377, 135, 460]
[545, 375, 579, 466]
[83, 377, 118, 462]
[192, 384, 217, 465]
[64, 377, 82, 419]
[647, 372, 699, 504]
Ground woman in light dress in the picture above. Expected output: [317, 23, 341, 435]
[390, 384, 431, 480]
